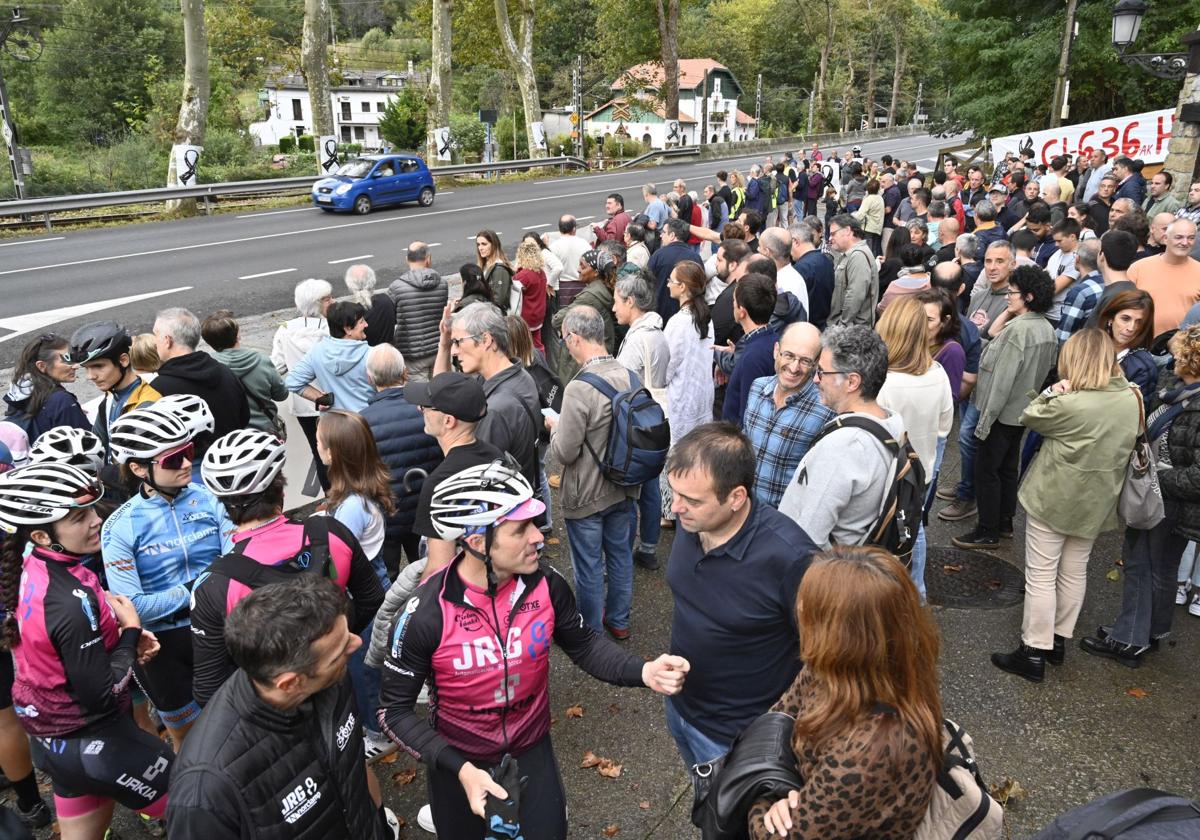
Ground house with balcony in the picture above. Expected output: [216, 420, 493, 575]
[250, 66, 424, 149]
[583, 59, 757, 150]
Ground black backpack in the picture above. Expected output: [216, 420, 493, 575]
[211, 516, 335, 614]
[805, 415, 926, 562]
[1032, 788, 1200, 839]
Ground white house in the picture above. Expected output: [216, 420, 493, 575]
[584, 59, 757, 151]
[250, 67, 423, 149]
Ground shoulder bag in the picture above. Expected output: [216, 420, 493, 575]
[1118, 386, 1165, 530]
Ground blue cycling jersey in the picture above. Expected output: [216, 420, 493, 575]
[101, 484, 233, 632]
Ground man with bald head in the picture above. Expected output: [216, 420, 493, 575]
[1128, 217, 1200, 336]
[741, 322, 835, 508]
[759, 227, 810, 312]
[387, 241, 449, 381]
[1148, 211, 1176, 255]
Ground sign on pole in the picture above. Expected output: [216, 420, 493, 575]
[435, 126, 452, 161]
[991, 109, 1174, 167]
[171, 144, 202, 188]
[531, 121, 547, 152]
[318, 136, 339, 174]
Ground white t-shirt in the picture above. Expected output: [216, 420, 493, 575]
[776, 263, 810, 313]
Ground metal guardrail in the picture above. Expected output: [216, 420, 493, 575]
[0, 155, 591, 229]
[616, 146, 701, 169]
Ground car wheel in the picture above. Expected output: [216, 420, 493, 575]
[354, 195, 372, 215]
[418, 187, 435, 207]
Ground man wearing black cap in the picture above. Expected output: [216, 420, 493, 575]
[407, 371, 501, 578]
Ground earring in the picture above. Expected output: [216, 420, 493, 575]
[49, 543, 65, 554]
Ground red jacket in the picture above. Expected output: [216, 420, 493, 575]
[516, 268, 548, 350]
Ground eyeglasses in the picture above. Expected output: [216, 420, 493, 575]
[151, 442, 195, 470]
[778, 351, 815, 368]
[814, 367, 848, 379]
[1004, 288, 1023, 297]
[449, 334, 480, 348]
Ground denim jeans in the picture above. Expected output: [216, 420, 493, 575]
[664, 697, 730, 769]
[539, 463, 554, 531]
[1110, 515, 1189, 646]
[565, 499, 634, 632]
[954, 401, 981, 501]
[347, 620, 381, 733]
[910, 438, 946, 602]
[1178, 542, 1200, 587]
[628, 478, 661, 552]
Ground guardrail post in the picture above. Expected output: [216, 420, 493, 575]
[203, 195, 212, 216]
[43, 212, 51, 232]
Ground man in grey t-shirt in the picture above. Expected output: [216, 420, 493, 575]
[967, 241, 1017, 340]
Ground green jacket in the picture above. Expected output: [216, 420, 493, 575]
[551, 280, 616, 383]
[973, 312, 1056, 440]
[1143, 193, 1182, 218]
[214, 347, 288, 432]
[1018, 376, 1140, 538]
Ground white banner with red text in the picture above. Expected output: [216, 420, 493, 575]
[991, 109, 1174, 168]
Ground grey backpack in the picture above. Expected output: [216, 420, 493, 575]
[1031, 788, 1200, 839]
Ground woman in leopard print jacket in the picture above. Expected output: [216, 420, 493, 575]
[749, 545, 942, 839]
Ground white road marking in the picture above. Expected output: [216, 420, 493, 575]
[522, 223, 550, 230]
[327, 254, 373, 264]
[236, 207, 315, 219]
[237, 268, 297, 280]
[425, 242, 442, 247]
[0, 286, 193, 344]
[575, 216, 595, 221]
[0, 236, 65, 248]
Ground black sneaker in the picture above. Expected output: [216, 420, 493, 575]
[1046, 634, 1065, 666]
[16, 798, 52, 829]
[999, 519, 1014, 539]
[633, 549, 659, 570]
[1094, 625, 1159, 652]
[1079, 634, 1147, 667]
[952, 528, 1000, 550]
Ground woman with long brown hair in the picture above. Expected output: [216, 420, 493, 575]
[4, 334, 90, 442]
[1094, 288, 1158, 401]
[749, 545, 942, 839]
[475, 229, 514, 312]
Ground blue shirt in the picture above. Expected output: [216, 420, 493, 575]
[722, 327, 778, 426]
[667, 502, 817, 744]
[644, 198, 669, 229]
[1056, 272, 1105, 343]
[960, 318, 982, 376]
[795, 250, 835, 330]
[743, 376, 836, 509]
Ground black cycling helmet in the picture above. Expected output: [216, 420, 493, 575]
[69, 321, 131, 365]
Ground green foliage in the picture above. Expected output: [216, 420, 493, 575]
[12, 136, 167, 198]
[207, 0, 292, 83]
[495, 112, 529, 160]
[297, 135, 316, 152]
[360, 27, 390, 53]
[279, 135, 297, 153]
[33, 0, 182, 144]
[450, 113, 487, 156]
[379, 88, 428, 150]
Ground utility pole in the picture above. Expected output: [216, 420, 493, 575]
[807, 81, 815, 135]
[0, 59, 21, 199]
[755, 73, 762, 129]
[912, 80, 923, 127]
[701, 70, 708, 146]
[1, 7, 44, 201]
[572, 53, 584, 159]
[1049, 0, 1079, 127]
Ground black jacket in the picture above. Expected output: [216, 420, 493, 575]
[167, 671, 389, 840]
[1161, 398, 1200, 542]
[363, 293, 397, 347]
[387, 267, 448, 360]
[648, 241, 703, 322]
[153, 351, 250, 449]
[359, 386, 443, 538]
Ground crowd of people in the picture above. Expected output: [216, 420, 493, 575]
[0, 139, 1195, 840]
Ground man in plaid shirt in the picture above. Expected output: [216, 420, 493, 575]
[1055, 240, 1103, 344]
[741, 322, 834, 508]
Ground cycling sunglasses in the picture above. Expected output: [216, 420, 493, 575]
[151, 442, 195, 470]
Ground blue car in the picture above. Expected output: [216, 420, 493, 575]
[312, 154, 436, 214]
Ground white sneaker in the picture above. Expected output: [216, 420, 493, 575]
[383, 807, 401, 840]
[1189, 598, 1200, 618]
[417, 803, 436, 833]
[1177, 582, 1191, 605]
[364, 730, 399, 764]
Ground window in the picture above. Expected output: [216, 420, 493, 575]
[400, 160, 419, 174]
[377, 101, 386, 112]
[362, 101, 370, 112]
[341, 102, 352, 120]
[354, 126, 365, 140]
[341, 126, 352, 141]
[291, 98, 303, 120]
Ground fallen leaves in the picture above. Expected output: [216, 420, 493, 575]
[603, 825, 620, 837]
[581, 750, 602, 769]
[391, 768, 417, 786]
[566, 704, 585, 719]
[546, 536, 560, 545]
[943, 563, 964, 574]
[984, 578, 1003, 591]
[989, 777, 1028, 806]
[580, 750, 623, 779]
[548, 473, 562, 489]
[377, 750, 399, 765]
[1127, 687, 1149, 699]
[1106, 568, 1122, 582]
[639, 800, 651, 810]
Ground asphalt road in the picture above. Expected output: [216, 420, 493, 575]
[0, 132, 964, 365]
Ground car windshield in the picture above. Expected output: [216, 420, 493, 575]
[336, 159, 375, 178]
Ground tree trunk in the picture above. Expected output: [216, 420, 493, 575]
[816, 0, 834, 125]
[840, 44, 855, 134]
[864, 35, 881, 132]
[302, 0, 334, 138]
[166, 0, 209, 214]
[655, 0, 680, 121]
[1049, 0, 1078, 127]
[495, 0, 544, 158]
[887, 39, 906, 128]
[425, 0, 452, 165]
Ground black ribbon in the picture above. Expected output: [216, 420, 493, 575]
[667, 121, 680, 141]
[322, 138, 338, 171]
[1018, 135, 1034, 159]
[181, 148, 199, 184]
[438, 130, 452, 156]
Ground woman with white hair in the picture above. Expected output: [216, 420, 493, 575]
[271, 278, 332, 490]
[344, 263, 396, 346]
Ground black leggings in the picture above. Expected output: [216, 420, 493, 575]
[133, 626, 199, 729]
[427, 734, 567, 840]
[297, 415, 331, 492]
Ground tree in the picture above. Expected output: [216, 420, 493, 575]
[425, 0, 452, 165]
[207, 0, 289, 82]
[655, 0, 680, 121]
[379, 87, 427, 150]
[494, 0, 544, 158]
[301, 0, 334, 137]
[167, 0, 210, 213]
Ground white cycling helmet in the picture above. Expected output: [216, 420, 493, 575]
[428, 458, 545, 541]
[0, 462, 104, 533]
[202, 429, 286, 497]
[152, 394, 215, 437]
[109, 405, 192, 465]
[28, 427, 105, 475]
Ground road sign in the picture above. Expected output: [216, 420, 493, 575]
[569, 112, 579, 126]
[479, 109, 498, 125]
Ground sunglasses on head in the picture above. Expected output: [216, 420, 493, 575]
[151, 442, 195, 470]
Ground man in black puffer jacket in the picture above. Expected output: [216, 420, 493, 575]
[361, 344, 442, 578]
[388, 242, 448, 382]
[168, 575, 398, 840]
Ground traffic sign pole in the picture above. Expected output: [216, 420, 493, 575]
[0, 61, 24, 199]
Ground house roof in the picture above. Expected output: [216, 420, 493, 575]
[268, 68, 419, 92]
[584, 98, 697, 124]
[612, 59, 742, 95]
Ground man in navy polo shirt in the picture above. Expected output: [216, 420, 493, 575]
[663, 423, 818, 767]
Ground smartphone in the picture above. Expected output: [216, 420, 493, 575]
[541, 407, 559, 420]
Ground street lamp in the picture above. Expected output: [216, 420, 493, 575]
[1111, 0, 1189, 79]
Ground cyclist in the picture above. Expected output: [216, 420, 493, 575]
[377, 458, 689, 839]
[28, 427, 105, 476]
[190, 429, 384, 707]
[0, 463, 172, 838]
[68, 320, 160, 462]
[101, 403, 232, 751]
[151, 393, 216, 484]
